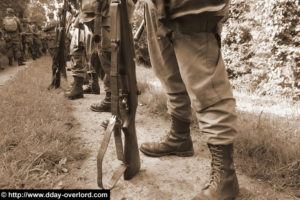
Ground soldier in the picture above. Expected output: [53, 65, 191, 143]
[43, 12, 59, 84]
[40, 28, 48, 55]
[81, 0, 101, 95]
[65, 0, 101, 99]
[0, 29, 5, 70]
[90, 0, 136, 112]
[2, 8, 25, 66]
[31, 21, 43, 58]
[21, 18, 36, 60]
[140, 1, 240, 199]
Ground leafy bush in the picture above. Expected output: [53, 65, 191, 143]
[222, 0, 300, 98]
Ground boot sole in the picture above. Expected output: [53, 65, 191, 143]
[84, 91, 100, 95]
[140, 148, 194, 157]
[67, 94, 84, 100]
[90, 107, 111, 113]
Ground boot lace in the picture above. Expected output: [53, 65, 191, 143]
[206, 145, 224, 190]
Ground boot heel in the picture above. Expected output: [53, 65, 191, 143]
[176, 151, 194, 157]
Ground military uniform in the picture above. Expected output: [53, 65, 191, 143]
[90, 0, 136, 112]
[2, 8, 25, 66]
[139, 1, 240, 199]
[0, 29, 5, 70]
[44, 13, 58, 57]
[40, 30, 48, 55]
[44, 13, 59, 84]
[31, 22, 43, 58]
[21, 19, 36, 60]
[65, 0, 102, 100]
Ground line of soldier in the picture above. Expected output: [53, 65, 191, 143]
[0, 8, 50, 69]
[52, 0, 241, 199]
[63, 0, 135, 115]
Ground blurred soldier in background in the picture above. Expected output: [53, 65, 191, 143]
[80, 0, 102, 95]
[21, 18, 36, 60]
[43, 12, 59, 81]
[0, 29, 6, 70]
[65, 0, 102, 100]
[2, 8, 25, 66]
[41, 28, 48, 55]
[31, 21, 43, 58]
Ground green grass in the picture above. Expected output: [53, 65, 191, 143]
[0, 57, 87, 189]
[136, 65, 300, 197]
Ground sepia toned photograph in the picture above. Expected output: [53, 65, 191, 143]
[0, 0, 299, 199]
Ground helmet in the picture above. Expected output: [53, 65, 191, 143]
[80, 0, 97, 23]
[6, 8, 14, 14]
[48, 12, 54, 18]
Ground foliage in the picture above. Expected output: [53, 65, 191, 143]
[0, 0, 29, 22]
[132, 1, 151, 67]
[222, 0, 300, 99]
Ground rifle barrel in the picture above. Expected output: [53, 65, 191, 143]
[134, 19, 145, 42]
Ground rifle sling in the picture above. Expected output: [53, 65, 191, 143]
[97, 116, 127, 189]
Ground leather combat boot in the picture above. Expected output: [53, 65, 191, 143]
[8, 58, 13, 66]
[83, 73, 100, 94]
[90, 92, 111, 112]
[193, 144, 239, 200]
[18, 58, 25, 66]
[140, 115, 194, 157]
[65, 76, 84, 100]
[20, 56, 26, 62]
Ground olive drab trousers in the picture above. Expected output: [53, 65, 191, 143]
[145, 1, 237, 145]
[69, 26, 89, 78]
[6, 32, 22, 61]
[98, 0, 136, 94]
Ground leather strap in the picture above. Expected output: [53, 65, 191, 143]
[97, 116, 127, 189]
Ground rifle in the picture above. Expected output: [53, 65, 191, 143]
[93, 0, 102, 43]
[48, 0, 68, 89]
[134, 19, 145, 42]
[97, 0, 140, 189]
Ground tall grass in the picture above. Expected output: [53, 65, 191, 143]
[0, 57, 87, 189]
[236, 110, 300, 196]
[136, 66, 300, 197]
[137, 66, 168, 116]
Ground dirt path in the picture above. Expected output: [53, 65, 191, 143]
[63, 84, 296, 200]
[1, 58, 296, 199]
[0, 61, 32, 86]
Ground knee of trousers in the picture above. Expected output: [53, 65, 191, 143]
[167, 92, 192, 122]
[99, 51, 111, 74]
[103, 74, 110, 91]
[197, 98, 238, 145]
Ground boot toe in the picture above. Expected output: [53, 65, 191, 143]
[90, 102, 111, 112]
[140, 142, 163, 157]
